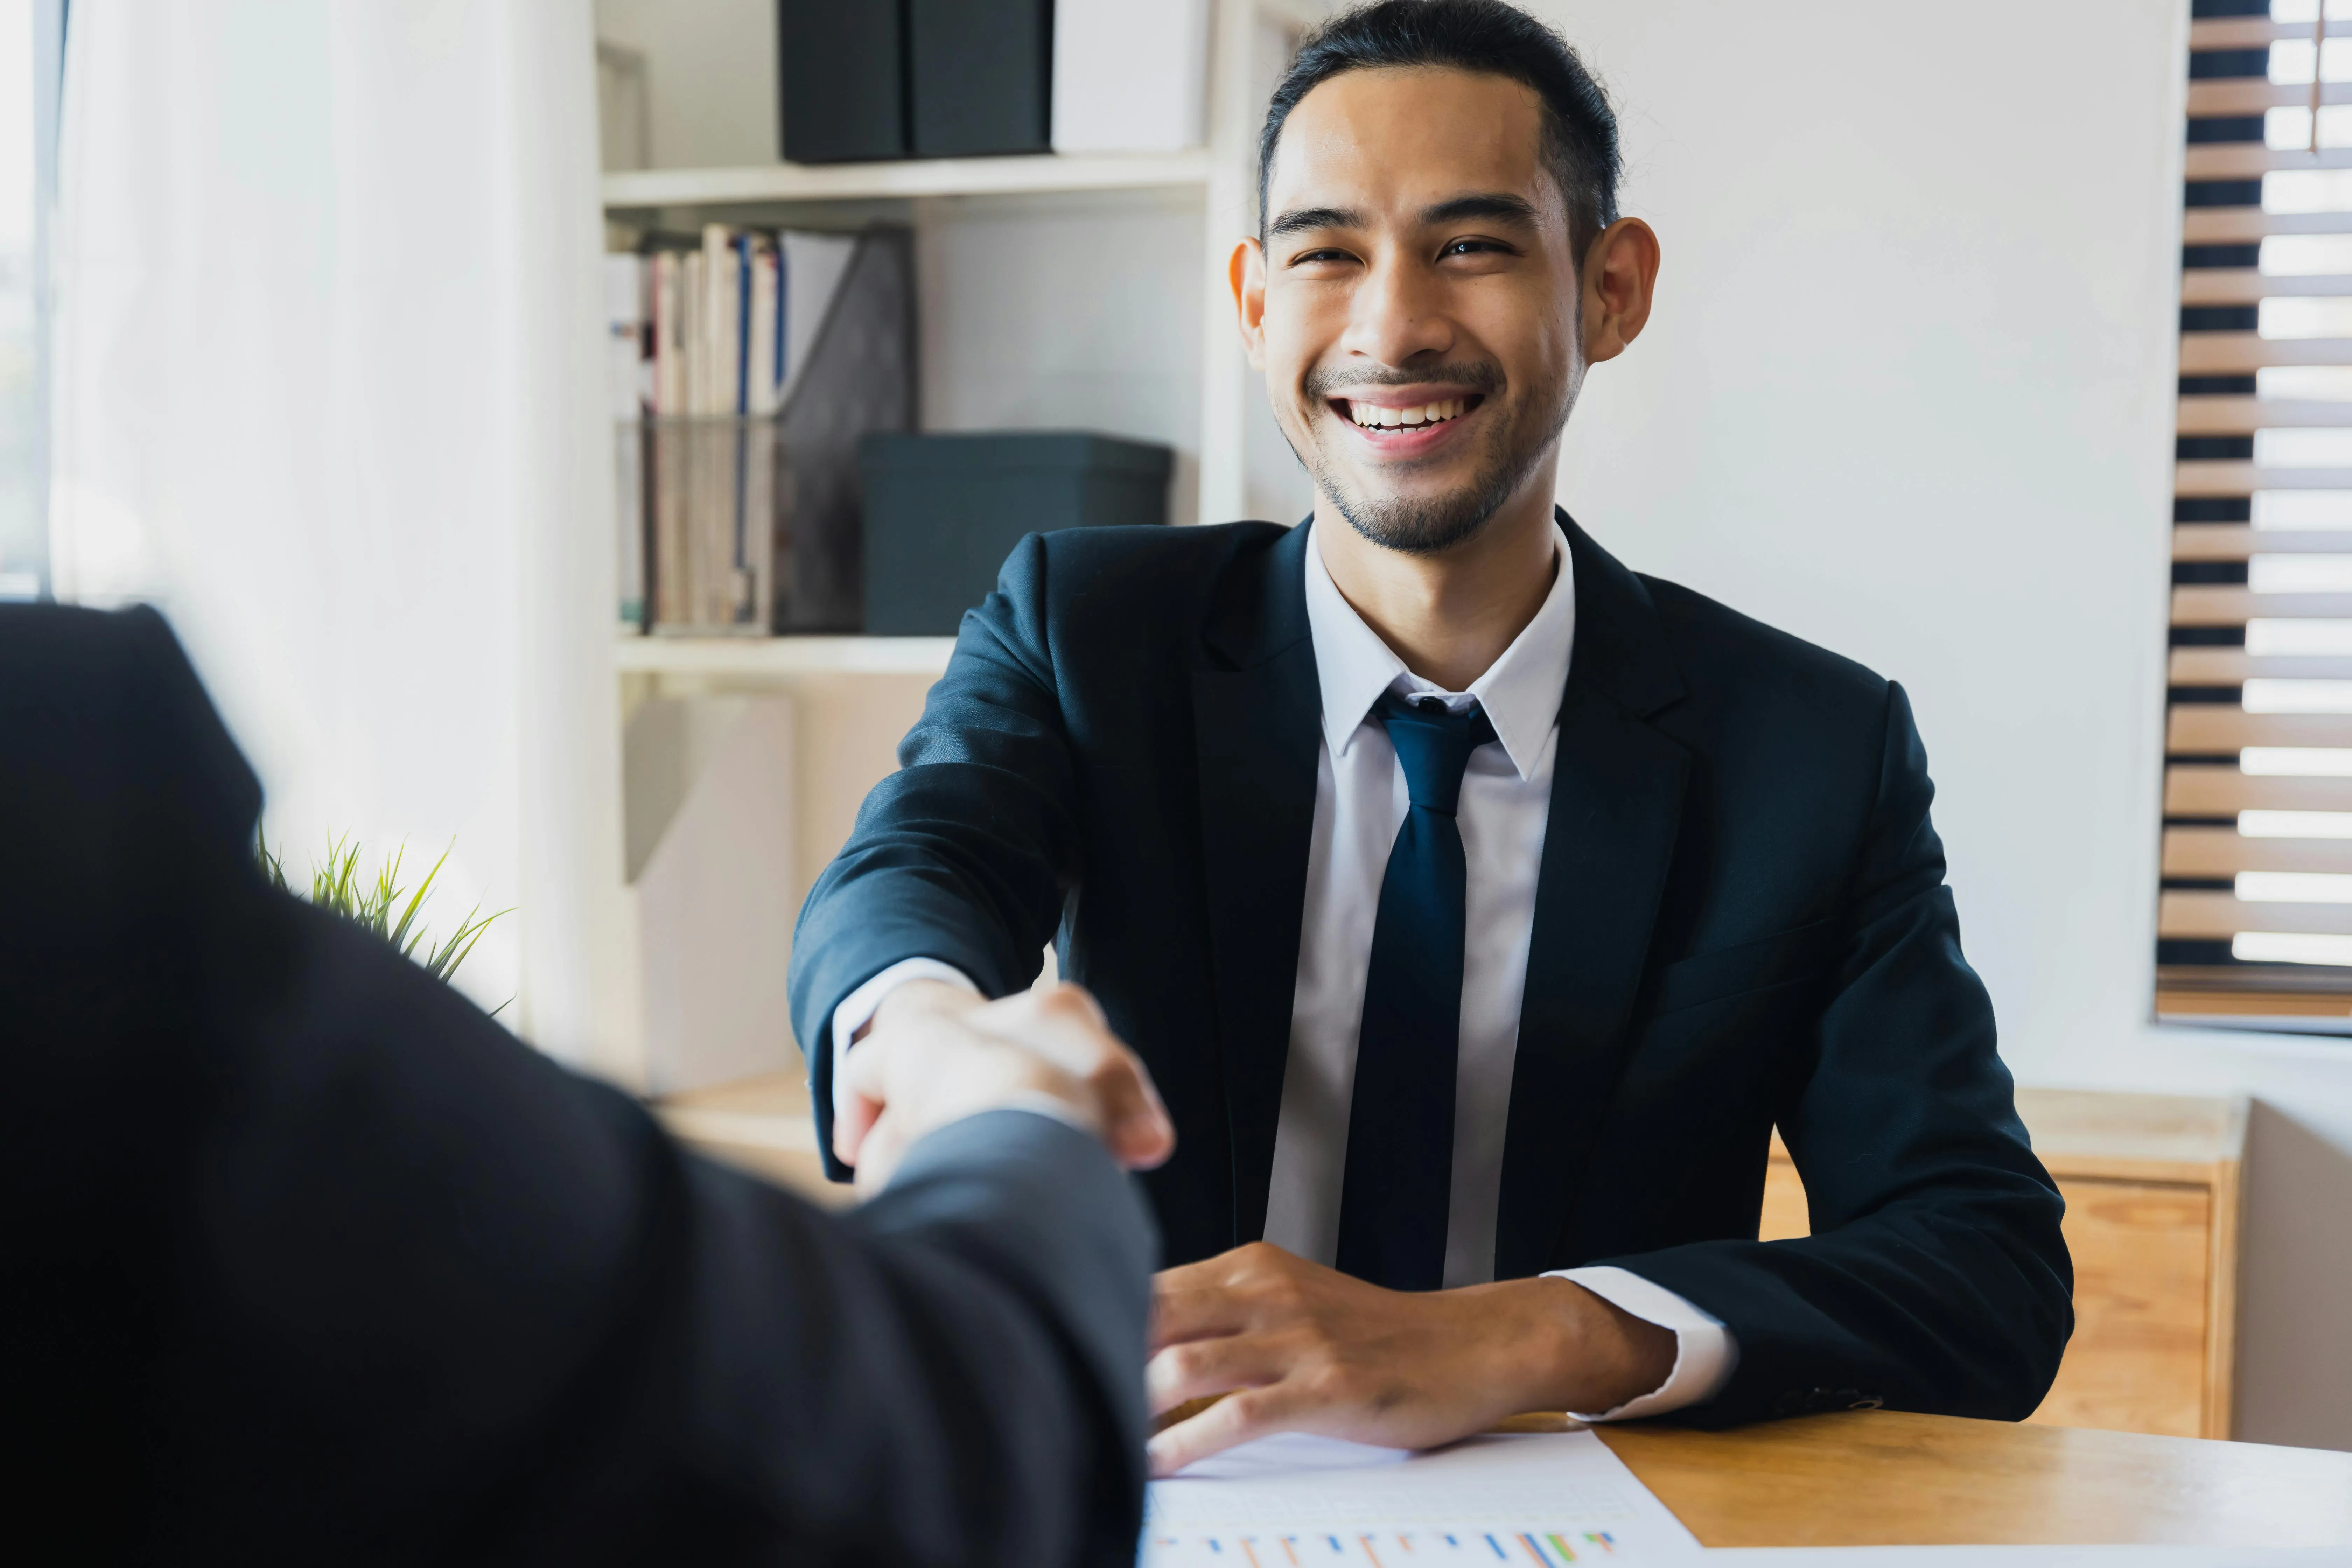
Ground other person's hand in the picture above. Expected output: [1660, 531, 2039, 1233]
[1145, 1242, 1675, 1476]
[834, 981, 1175, 1196]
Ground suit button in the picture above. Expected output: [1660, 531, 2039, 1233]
[1847, 1394, 1884, 1410]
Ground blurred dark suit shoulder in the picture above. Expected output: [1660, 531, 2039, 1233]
[0, 603, 1154, 1566]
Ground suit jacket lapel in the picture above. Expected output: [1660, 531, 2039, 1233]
[1494, 513, 1691, 1280]
[1193, 520, 1321, 1248]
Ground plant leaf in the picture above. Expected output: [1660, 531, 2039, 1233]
[389, 843, 451, 958]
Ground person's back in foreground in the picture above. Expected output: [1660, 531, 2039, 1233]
[0, 600, 1173, 1565]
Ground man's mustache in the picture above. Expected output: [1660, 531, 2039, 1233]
[1302, 363, 1503, 399]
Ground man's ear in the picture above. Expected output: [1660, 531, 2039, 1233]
[1580, 217, 1660, 366]
[1232, 237, 1268, 371]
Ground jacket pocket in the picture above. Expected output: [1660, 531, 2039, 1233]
[1649, 918, 1836, 1017]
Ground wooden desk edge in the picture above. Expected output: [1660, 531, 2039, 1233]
[1147, 1407, 2352, 1547]
[1594, 1408, 2352, 1549]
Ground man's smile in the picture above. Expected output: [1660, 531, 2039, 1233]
[1325, 388, 1490, 456]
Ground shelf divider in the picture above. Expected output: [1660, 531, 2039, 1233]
[603, 150, 1212, 210]
[616, 635, 957, 679]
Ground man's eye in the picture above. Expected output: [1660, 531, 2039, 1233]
[1442, 238, 1507, 257]
[1292, 248, 1352, 265]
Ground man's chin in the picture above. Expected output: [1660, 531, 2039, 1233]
[1325, 482, 1505, 557]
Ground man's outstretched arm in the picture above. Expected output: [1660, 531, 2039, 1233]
[788, 532, 1083, 1176]
[0, 602, 1169, 1565]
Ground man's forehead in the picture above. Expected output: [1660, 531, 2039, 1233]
[1266, 65, 1557, 221]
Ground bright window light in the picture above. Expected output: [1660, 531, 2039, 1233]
[2239, 808, 2352, 836]
[2254, 428, 2352, 465]
[2232, 931, 2352, 966]
[2250, 554, 2352, 592]
[2243, 678, 2352, 711]
[2269, 36, 2352, 85]
[2246, 618, 2352, 654]
[2271, 0, 2352, 25]
[2256, 368, 2352, 407]
[2237, 870, 2352, 901]
[2260, 237, 2352, 279]
[2253, 490, 2352, 529]
[0, 0, 38, 598]
[2241, 747, 2352, 775]
[2259, 299, 2352, 342]
[2266, 104, 2352, 149]
[2264, 169, 2352, 214]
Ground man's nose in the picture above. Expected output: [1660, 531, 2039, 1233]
[1341, 254, 1456, 367]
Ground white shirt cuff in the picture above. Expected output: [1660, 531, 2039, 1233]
[1545, 1264, 1739, 1421]
[830, 958, 981, 1115]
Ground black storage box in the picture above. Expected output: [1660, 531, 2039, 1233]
[907, 0, 1053, 157]
[778, 0, 906, 163]
[861, 432, 1173, 635]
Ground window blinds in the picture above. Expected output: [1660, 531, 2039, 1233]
[2164, 0, 2352, 1028]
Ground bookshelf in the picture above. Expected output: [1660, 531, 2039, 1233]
[602, 149, 1214, 210]
[616, 635, 954, 679]
[597, 0, 1331, 1093]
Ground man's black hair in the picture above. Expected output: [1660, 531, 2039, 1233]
[1257, 0, 1620, 255]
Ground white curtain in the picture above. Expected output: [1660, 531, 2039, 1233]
[49, 0, 628, 1070]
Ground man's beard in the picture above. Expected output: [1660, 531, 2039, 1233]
[1295, 360, 1570, 557]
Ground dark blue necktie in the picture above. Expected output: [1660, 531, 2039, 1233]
[1334, 690, 1497, 1292]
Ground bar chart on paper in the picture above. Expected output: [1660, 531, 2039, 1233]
[1139, 1430, 1702, 1567]
[1142, 1523, 1629, 1564]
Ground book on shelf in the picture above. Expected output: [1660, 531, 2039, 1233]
[610, 226, 858, 427]
[604, 225, 910, 639]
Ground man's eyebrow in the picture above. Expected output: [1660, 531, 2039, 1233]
[1420, 192, 1541, 229]
[1265, 205, 1363, 240]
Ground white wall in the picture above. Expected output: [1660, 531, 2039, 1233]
[592, 0, 775, 168]
[1530, 0, 2352, 1449]
[917, 187, 1209, 530]
[49, 0, 627, 1074]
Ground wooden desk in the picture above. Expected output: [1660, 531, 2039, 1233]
[1764, 1088, 2248, 1439]
[664, 1080, 2349, 1545]
[1595, 1409, 2352, 1548]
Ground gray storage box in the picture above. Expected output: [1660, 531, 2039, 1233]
[907, 0, 1053, 158]
[777, 0, 907, 163]
[860, 432, 1172, 635]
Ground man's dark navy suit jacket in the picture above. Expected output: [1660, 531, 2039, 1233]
[789, 511, 2074, 1427]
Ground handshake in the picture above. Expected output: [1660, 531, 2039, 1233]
[834, 978, 1677, 1479]
[831, 978, 1177, 1192]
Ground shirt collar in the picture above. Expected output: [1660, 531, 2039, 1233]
[1302, 518, 1578, 782]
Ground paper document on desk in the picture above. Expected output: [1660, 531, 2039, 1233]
[1707, 1550, 2349, 1565]
[1142, 1428, 1703, 1564]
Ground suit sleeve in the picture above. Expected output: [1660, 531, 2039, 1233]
[789, 533, 1083, 1175]
[1593, 681, 2074, 1426]
[0, 603, 1155, 1566]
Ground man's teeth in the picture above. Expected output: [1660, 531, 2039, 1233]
[1348, 397, 1468, 429]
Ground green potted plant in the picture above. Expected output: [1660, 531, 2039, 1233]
[258, 833, 508, 1006]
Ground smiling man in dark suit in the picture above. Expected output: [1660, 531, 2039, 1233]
[793, 0, 2071, 1473]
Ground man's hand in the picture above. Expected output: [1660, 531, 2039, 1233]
[834, 981, 1175, 1197]
[1146, 1243, 1676, 1476]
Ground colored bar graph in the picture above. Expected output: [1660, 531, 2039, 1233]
[1140, 1524, 1645, 1566]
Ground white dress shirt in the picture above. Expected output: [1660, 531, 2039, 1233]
[833, 521, 1736, 1421]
